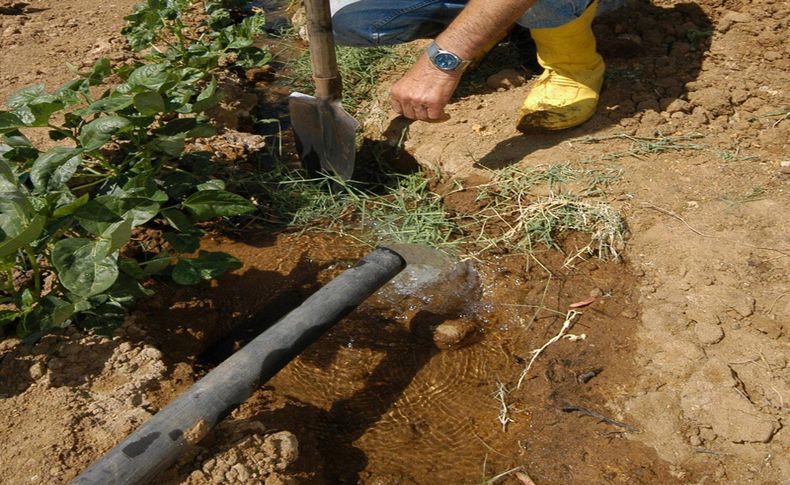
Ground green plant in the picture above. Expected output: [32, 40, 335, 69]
[123, 0, 271, 71]
[255, 167, 462, 249]
[0, 0, 270, 338]
[720, 186, 766, 212]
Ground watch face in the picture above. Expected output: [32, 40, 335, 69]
[434, 52, 460, 71]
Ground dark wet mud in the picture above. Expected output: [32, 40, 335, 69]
[142, 232, 688, 484]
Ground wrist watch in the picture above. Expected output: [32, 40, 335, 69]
[427, 42, 472, 73]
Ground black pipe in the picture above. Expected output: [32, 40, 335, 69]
[71, 247, 406, 485]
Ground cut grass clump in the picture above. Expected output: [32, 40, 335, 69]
[257, 168, 462, 250]
[456, 164, 626, 261]
[255, 162, 626, 263]
[575, 132, 760, 164]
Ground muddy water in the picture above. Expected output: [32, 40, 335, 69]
[152, 232, 687, 484]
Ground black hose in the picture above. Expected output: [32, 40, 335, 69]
[70, 247, 406, 485]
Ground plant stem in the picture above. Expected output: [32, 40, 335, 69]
[24, 246, 41, 297]
[3, 268, 15, 294]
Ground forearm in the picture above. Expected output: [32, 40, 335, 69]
[435, 0, 537, 60]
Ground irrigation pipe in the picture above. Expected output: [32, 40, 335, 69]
[71, 247, 406, 485]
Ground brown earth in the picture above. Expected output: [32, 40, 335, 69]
[1, 0, 789, 484]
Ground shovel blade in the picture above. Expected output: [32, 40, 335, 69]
[289, 92, 360, 180]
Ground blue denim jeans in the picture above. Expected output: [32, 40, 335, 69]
[330, 0, 624, 47]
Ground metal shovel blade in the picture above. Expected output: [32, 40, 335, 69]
[289, 92, 360, 181]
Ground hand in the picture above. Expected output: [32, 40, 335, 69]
[389, 53, 463, 122]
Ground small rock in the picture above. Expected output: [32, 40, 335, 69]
[720, 11, 752, 32]
[664, 99, 692, 114]
[485, 69, 526, 90]
[779, 161, 790, 175]
[2, 26, 20, 37]
[29, 361, 46, 380]
[263, 431, 299, 471]
[589, 287, 604, 298]
[694, 321, 724, 345]
[689, 435, 702, 447]
[621, 309, 638, 319]
[433, 318, 478, 350]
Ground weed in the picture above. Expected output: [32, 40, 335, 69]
[715, 147, 759, 162]
[720, 187, 766, 212]
[286, 45, 416, 116]
[462, 164, 625, 262]
[253, 161, 625, 266]
[254, 167, 462, 250]
[747, 108, 790, 128]
[575, 132, 706, 162]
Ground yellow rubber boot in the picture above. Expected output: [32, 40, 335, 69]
[517, 0, 604, 133]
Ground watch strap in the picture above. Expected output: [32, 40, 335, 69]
[427, 42, 472, 72]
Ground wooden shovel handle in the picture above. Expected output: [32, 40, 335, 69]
[303, 0, 342, 100]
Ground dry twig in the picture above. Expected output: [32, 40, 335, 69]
[517, 310, 582, 389]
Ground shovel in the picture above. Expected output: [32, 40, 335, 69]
[288, 0, 359, 180]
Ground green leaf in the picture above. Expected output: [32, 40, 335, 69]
[197, 179, 225, 191]
[30, 147, 82, 192]
[3, 132, 33, 148]
[102, 217, 133, 253]
[155, 117, 197, 136]
[84, 95, 135, 114]
[118, 257, 144, 279]
[78, 116, 131, 151]
[161, 208, 195, 232]
[20, 288, 34, 308]
[187, 122, 216, 139]
[49, 129, 73, 142]
[0, 310, 19, 328]
[42, 295, 78, 326]
[0, 112, 24, 134]
[75, 196, 124, 236]
[183, 190, 255, 221]
[87, 58, 112, 86]
[79, 300, 126, 334]
[8, 85, 65, 127]
[149, 134, 185, 157]
[0, 159, 17, 191]
[76, 195, 159, 236]
[191, 77, 222, 113]
[163, 232, 200, 253]
[172, 251, 241, 285]
[52, 193, 89, 218]
[141, 250, 173, 276]
[52, 238, 119, 297]
[133, 91, 166, 115]
[0, 212, 45, 258]
[56, 79, 86, 105]
[127, 63, 170, 92]
[0, 192, 45, 257]
[29, 99, 65, 126]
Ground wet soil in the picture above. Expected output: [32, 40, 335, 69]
[1, 0, 789, 484]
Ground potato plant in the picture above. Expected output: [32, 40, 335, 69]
[0, 0, 269, 337]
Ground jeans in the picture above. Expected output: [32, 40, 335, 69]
[330, 0, 624, 47]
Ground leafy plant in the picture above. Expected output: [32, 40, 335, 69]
[123, 0, 271, 71]
[0, 0, 270, 338]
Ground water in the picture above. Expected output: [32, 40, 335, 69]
[378, 244, 482, 315]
